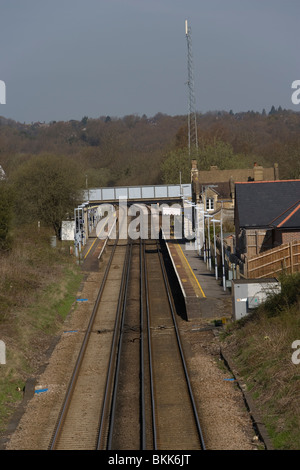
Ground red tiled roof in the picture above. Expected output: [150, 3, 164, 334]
[269, 201, 300, 228]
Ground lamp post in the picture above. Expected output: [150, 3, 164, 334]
[220, 211, 226, 291]
[203, 208, 206, 262]
[195, 204, 204, 256]
[204, 213, 213, 270]
[211, 218, 218, 280]
[208, 214, 211, 270]
[210, 217, 226, 291]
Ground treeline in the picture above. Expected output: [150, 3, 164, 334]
[0, 107, 300, 245]
[1, 107, 300, 184]
[0, 112, 186, 187]
[165, 107, 300, 182]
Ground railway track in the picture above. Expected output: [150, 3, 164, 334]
[144, 238, 205, 450]
[49, 210, 206, 450]
[48, 235, 127, 450]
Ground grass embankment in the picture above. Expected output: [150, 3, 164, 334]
[0, 225, 83, 434]
[223, 272, 300, 450]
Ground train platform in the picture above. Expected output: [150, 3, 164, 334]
[80, 225, 232, 322]
[164, 237, 232, 322]
[80, 212, 117, 271]
[80, 235, 105, 272]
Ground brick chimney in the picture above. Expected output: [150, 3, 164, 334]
[253, 162, 264, 181]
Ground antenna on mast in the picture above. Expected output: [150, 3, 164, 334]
[185, 19, 198, 155]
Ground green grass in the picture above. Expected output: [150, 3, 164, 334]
[0, 225, 84, 437]
[0, 265, 83, 435]
[223, 272, 300, 450]
[0, 376, 25, 433]
[26, 267, 82, 334]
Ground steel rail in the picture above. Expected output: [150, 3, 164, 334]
[48, 235, 119, 450]
[96, 240, 132, 449]
[140, 238, 147, 449]
[156, 236, 206, 450]
[143, 239, 158, 450]
[106, 239, 133, 449]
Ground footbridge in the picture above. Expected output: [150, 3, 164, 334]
[66, 183, 193, 254]
[82, 183, 192, 204]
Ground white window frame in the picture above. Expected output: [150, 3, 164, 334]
[206, 197, 214, 211]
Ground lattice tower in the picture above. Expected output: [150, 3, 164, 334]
[185, 20, 198, 155]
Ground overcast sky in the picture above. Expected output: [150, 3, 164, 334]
[0, 0, 299, 123]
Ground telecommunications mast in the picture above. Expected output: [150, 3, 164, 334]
[185, 19, 198, 155]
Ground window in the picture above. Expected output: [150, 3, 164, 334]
[206, 198, 214, 211]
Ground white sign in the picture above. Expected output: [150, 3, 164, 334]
[61, 220, 75, 241]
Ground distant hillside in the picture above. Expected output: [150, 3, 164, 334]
[0, 107, 300, 187]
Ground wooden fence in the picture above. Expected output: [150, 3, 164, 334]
[245, 241, 300, 279]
